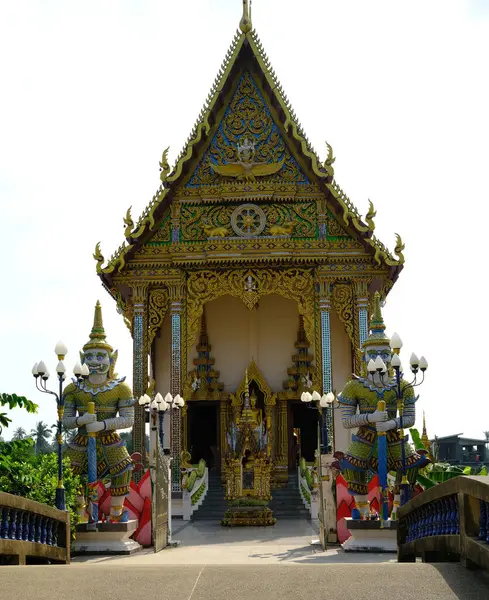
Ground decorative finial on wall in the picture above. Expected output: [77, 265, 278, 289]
[239, 0, 252, 33]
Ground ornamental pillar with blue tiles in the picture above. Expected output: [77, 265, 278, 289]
[317, 270, 333, 454]
[131, 282, 150, 474]
[354, 278, 370, 374]
[167, 277, 186, 492]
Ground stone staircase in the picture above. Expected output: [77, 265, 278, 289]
[269, 472, 310, 519]
[192, 471, 310, 521]
[191, 473, 229, 521]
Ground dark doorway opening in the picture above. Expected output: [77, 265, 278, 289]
[290, 402, 318, 464]
[188, 402, 219, 472]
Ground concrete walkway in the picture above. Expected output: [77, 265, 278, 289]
[74, 518, 395, 566]
[2, 519, 489, 600]
[2, 563, 489, 600]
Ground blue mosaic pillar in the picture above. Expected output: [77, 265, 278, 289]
[318, 273, 333, 454]
[168, 280, 184, 492]
[354, 279, 370, 374]
[132, 283, 149, 470]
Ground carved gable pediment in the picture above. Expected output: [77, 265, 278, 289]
[187, 72, 309, 189]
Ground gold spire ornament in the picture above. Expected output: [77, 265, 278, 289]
[83, 301, 114, 352]
[239, 0, 252, 33]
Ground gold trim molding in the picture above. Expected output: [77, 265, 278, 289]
[186, 267, 316, 364]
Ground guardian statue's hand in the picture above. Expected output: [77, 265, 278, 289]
[368, 410, 388, 423]
[86, 421, 105, 433]
[376, 419, 397, 432]
[77, 412, 96, 426]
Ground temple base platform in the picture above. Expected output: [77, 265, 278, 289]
[222, 506, 276, 527]
[72, 520, 142, 555]
[342, 518, 398, 553]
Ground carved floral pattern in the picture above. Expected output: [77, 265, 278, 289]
[188, 72, 308, 187]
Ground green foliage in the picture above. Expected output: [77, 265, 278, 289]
[30, 421, 53, 455]
[417, 461, 488, 489]
[0, 440, 81, 537]
[0, 393, 38, 435]
[228, 498, 268, 507]
[12, 427, 27, 441]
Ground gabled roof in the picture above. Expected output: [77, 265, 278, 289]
[94, 9, 405, 284]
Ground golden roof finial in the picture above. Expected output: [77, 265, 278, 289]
[239, 0, 252, 33]
[421, 410, 431, 451]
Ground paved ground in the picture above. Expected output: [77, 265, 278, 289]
[2, 563, 489, 600]
[2, 519, 489, 600]
[73, 518, 397, 565]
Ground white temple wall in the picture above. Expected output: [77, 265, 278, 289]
[204, 294, 298, 392]
[330, 306, 353, 453]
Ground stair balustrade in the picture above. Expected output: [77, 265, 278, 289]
[397, 475, 489, 570]
[0, 492, 70, 565]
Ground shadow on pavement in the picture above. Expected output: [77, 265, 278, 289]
[428, 563, 489, 600]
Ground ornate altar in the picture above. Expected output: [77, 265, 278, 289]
[222, 369, 275, 526]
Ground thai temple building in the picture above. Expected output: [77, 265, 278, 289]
[95, 3, 405, 500]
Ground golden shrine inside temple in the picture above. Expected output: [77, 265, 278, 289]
[95, 1, 404, 499]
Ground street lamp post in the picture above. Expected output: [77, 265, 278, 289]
[300, 390, 336, 547]
[32, 342, 90, 511]
[139, 391, 184, 546]
[366, 332, 428, 506]
[300, 390, 335, 454]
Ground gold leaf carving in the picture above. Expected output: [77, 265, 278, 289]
[186, 268, 316, 366]
[148, 289, 170, 345]
[332, 284, 355, 347]
[327, 213, 349, 237]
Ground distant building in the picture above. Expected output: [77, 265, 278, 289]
[432, 434, 488, 466]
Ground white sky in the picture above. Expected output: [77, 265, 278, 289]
[1, 1, 488, 442]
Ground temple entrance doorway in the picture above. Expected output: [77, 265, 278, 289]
[188, 401, 219, 473]
[289, 402, 318, 467]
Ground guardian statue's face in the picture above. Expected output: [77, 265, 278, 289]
[83, 347, 111, 376]
[364, 344, 392, 368]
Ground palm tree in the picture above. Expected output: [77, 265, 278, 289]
[30, 421, 52, 454]
[12, 427, 27, 440]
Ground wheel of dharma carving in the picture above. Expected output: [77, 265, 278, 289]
[231, 203, 266, 237]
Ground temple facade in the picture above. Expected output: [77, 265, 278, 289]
[95, 5, 404, 494]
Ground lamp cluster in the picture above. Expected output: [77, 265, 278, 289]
[300, 390, 335, 408]
[31, 340, 82, 512]
[138, 392, 185, 412]
[366, 332, 428, 376]
[32, 341, 90, 383]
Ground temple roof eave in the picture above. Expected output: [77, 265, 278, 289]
[95, 28, 405, 287]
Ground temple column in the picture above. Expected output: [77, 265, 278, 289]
[354, 278, 370, 375]
[130, 282, 150, 470]
[317, 271, 337, 547]
[167, 275, 185, 492]
[317, 271, 333, 451]
[220, 398, 229, 479]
